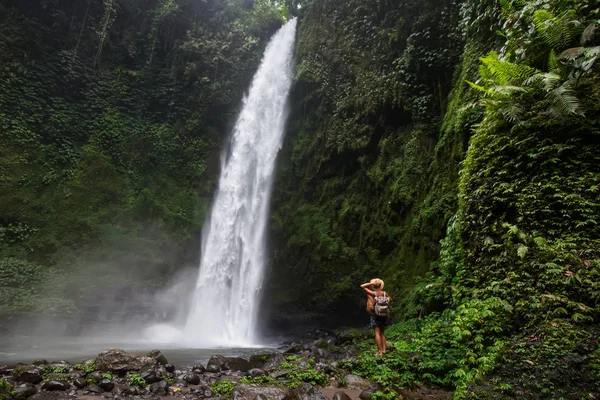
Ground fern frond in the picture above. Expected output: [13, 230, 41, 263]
[533, 9, 580, 50]
[481, 57, 538, 84]
[547, 50, 564, 76]
[546, 80, 583, 117]
[525, 72, 561, 91]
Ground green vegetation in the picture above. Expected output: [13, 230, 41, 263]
[211, 379, 236, 396]
[0, 379, 15, 400]
[0, 0, 288, 312]
[126, 372, 147, 387]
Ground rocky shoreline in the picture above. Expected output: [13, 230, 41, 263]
[0, 329, 388, 400]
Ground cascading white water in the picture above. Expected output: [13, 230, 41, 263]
[182, 18, 297, 347]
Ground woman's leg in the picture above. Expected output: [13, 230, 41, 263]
[381, 327, 387, 354]
[374, 327, 382, 354]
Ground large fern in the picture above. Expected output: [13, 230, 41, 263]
[532, 9, 581, 50]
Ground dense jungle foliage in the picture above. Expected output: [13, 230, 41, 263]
[0, 0, 288, 312]
[1, 0, 600, 397]
[268, 0, 600, 397]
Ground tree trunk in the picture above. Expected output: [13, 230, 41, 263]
[94, 0, 115, 68]
[74, 0, 91, 56]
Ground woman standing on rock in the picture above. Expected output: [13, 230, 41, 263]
[360, 278, 392, 356]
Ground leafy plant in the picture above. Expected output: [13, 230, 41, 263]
[211, 380, 236, 396]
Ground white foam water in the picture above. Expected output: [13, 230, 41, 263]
[179, 18, 298, 347]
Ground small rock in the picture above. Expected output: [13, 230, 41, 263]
[32, 360, 48, 366]
[247, 368, 265, 377]
[333, 391, 352, 400]
[98, 378, 114, 391]
[184, 373, 200, 385]
[141, 369, 160, 384]
[89, 371, 103, 382]
[291, 383, 328, 400]
[359, 386, 382, 400]
[204, 388, 213, 397]
[150, 380, 169, 395]
[313, 348, 329, 359]
[73, 377, 87, 389]
[14, 383, 37, 399]
[41, 380, 70, 391]
[15, 368, 43, 384]
[148, 349, 168, 365]
[262, 354, 286, 371]
[344, 374, 373, 391]
[165, 364, 176, 373]
[87, 385, 104, 394]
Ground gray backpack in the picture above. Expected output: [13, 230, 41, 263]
[374, 292, 390, 318]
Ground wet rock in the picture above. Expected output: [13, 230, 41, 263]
[32, 360, 48, 366]
[119, 386, 140, 396]
[247, 368, 265, 377]
[150, 380, 169, 395]
[95, 349, 157, 372]
[87, 385, 104, 394]
[14, 383, 37, 399]
[41, 380, 70, 391]
[204, 388, 213, 397]
[164, 364, 175, 373]
[148, 349, 168, 365]
[249, 353, 272, 369]
[291, 383, 328, 400]
[359, 386, 382, 400]
[227, 357, 251, 372]
[344, 375, 373, 391]
[73, 377, 87, 389]
[232, 383, 291, 400]
[313, 348, 329, 360]
[284, 345, 305, 354]
[29, 393, 71, 400]
[262, 354, 286, 371]
[14, 368, 43, 384]
[140, 369, 160, 384]
[269, 369, 293, 379]
[206, 355, 228, 373]
[98, 378, 114, 391]
[183, 373, 201, 385]
[88, 371, 103, 383]
[333, 391, 352, 400]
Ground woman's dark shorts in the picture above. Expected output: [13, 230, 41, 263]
[370, 314, 388, 328]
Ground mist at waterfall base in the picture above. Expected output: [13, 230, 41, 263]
[0, 18, 297, 364]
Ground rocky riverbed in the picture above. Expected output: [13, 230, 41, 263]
[0, 329, 398, 400]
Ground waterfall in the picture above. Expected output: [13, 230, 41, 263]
[182, 18, 297, 347]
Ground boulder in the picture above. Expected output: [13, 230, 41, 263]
[98, 378, 114, 392]
[14, 368, 43, 384]
[232, 383, 291, 400]
[247, 368, 265, 377]
[95, 349, 157, 372]
[150, 380, 169, 395]
[183, 373, 201, 385]
[262, 354, 286, 372]
[14, 383, 37, 399]
[312, 348, 329, 360]
[165, 363, 176, 373]
[206, 355, 228, 373]
[249, 353, 272, 369]
[147, 349, 168, 365]
[88, 371, 103, 383]
[283, 345, 305, 354]
[32, 360, 48, 366]
[86, 385, 104, 394]
[359, 386, 382, 400]
[291, 383, 328, 400]
[225, 357, 251, 372]
[333, 391, 352, 400]
[73, 377, 87, 389]
[140, 369, 160, 384]
[41, 380, 70, 391]
[344, 374, 373, 391]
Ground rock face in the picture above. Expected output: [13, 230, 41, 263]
[148, 349, 168, 365]
[95, 349, 157, 372]
[344, 374, 373, 391]
[232, 383, 291, 400]
[262, 354, 286, 371]
[14, 368, 43, 384]
[14, 383, 37, 399]
[206, 355, 251, 373]
[41, 380, 70, 391]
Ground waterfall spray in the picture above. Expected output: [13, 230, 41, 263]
[181, 18, 297, 347]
